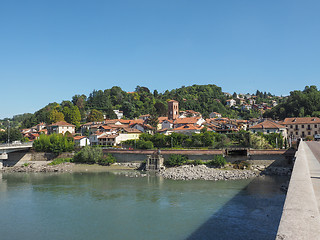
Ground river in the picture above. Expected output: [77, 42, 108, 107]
[0, 171, 288, 240]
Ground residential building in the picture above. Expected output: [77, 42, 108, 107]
[113, 110, 123, 119]
[172, 124, 203, 135]
[74, 136, 90, 147]
[47, 121, 75, 135]
[226, 99, 236, 107]
[283, 117, 320, 140]
[209, 112, 222, 118]
[249, 120, 287, 139]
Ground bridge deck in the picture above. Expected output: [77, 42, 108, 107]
[305, 142, 320, 211]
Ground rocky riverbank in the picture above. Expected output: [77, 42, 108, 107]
[2, 162, 75, 173]
[158, 165, 260, 181]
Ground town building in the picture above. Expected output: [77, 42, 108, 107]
[209, 112, 222, 118]
[283, 117, 320, 140]
[47, 121, 75, 135]
[226, 99, 236, 107]
[249, 120, 287, 139]
[74, 136, 90, 147]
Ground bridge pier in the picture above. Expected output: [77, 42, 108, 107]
[0, 153, 8, 169]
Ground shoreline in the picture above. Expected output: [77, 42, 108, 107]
[1, 161, 292, 182]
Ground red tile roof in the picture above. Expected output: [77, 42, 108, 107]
[283, 117, 320, 125]
[250, 120, 286, 130]
[49, 121, 76, 127]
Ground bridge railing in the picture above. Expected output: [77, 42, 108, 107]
[0, 142, 33, 148]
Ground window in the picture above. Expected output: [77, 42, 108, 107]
[316, 131, 318, 135]
[315, 124, 318, 128]
[290, 125, 293, 129]
[267, 130, 270, 133]
[302, 125, 304, 128]
[302, 132, 305, 137]
[308, 132, 311, 135]
[296, 132, 298, 135]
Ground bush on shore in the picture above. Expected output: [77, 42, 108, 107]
[207, 155, 227, 168]
[73, 146, 116, 165]
[164, 154, 188, 167]
[48, 158, 72, 166]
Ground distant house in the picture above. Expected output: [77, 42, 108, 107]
[174, 117, 205, 128]
[47, 121, 75, 135]
[74, 136, 90, 147]
[226, 99, 236, 107]
[113, 110, 123, 119]
[130, 123, 153, 134]
[249, 120, 287, 139]
[172, 124, 203, 135]
[160, 119, 174, 130]
[209, 112, 222, 118]
[139, 114, 151, 121]
[241, 105, 252, 111]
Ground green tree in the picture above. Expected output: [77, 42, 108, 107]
[48, 109, 65, 124]
[87, 109, 104, 122]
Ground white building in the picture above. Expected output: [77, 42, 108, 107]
[48, 121, 75, 135]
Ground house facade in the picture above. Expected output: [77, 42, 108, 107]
[249, 120, 287, 139]
[48, 121, 75, 135]
[283, 117, 320, 140]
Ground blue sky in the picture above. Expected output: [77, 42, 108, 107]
[1, 0, 320, 119]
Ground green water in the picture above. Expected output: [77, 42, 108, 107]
[0, 171, 287, 240]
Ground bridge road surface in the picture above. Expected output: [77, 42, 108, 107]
[305, 141, 320, 211]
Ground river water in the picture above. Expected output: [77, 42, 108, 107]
[0, 171, 288, 240]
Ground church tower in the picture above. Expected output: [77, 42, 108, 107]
[168, 100, 179, 120]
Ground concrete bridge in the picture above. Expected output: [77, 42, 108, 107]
[0, 142, 33, 168]
[276, 141, 320, 239]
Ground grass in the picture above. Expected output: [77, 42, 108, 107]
[48, 158, 72, 166]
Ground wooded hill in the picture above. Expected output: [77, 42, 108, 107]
[2, 84, 281, 129]
[263, 85, 320, 120]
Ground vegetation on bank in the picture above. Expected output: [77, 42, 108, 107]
[48, 158, 72, 165]
[124, 131, 283, 150]
[33, 134, 74, 153]
[73, 146, 116, 165]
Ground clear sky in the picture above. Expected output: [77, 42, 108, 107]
[1, 0, 320, 119]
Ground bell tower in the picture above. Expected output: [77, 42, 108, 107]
[168, 100, 179, 120]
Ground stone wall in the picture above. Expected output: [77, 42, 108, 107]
[4, 151, 74, 167]
[105, 149, 292, 167]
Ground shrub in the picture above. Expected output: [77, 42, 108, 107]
[33, 134, 74, 153]
[188, 160, 204, 166]
[164, 154, 188, 167]
[73, 146, 102, 164]
[207, 155, 227, 167]
[98, 154, 116, 166]
[49, 158, 72, 166]
[136, 140, 154, 149]
[233, 160, 250, 169]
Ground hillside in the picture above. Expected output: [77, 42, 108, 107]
[1, 84, 280, 129]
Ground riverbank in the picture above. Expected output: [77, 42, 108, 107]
[1, 161, 291, 182]
[159, 165, 259, 181]
[1, 162, 138, 173]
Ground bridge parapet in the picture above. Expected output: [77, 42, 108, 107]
[0, 142, 33, 153]
[276, 141, 320, 239]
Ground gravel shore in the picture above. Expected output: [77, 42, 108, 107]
[159, 165, 260, 181]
